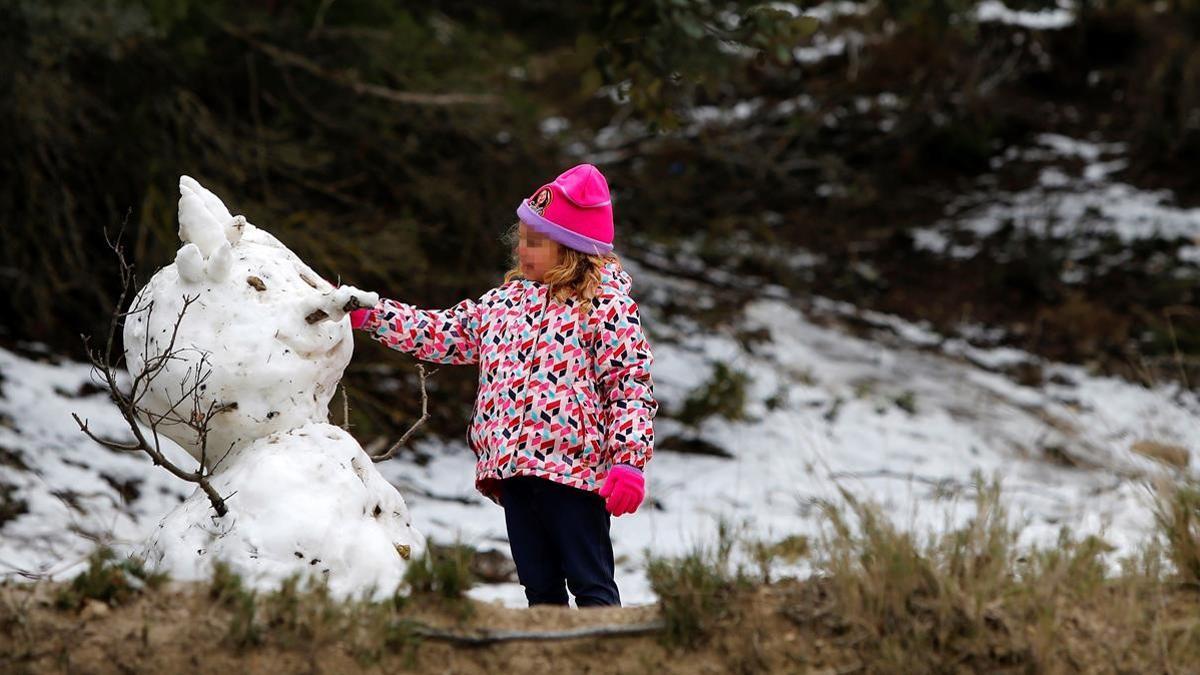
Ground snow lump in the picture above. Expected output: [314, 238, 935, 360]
[126, 176, 423, 599]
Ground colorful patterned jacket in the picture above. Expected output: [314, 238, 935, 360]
[360, 261, 657, 501]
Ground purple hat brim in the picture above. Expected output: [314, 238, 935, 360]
[516, 201, 613, 255]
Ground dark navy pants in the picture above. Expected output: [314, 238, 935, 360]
[499, 476, 620, 607]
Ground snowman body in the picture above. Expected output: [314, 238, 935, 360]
[128, 177, 422, 598]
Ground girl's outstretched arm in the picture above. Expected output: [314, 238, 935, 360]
[593, 293, 658, 469]
[356, 296, 482, 365]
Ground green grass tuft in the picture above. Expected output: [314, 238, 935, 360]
[54, 547, 167, 611]
[678, 362, 753, 426]
[404, 542, 476, 602]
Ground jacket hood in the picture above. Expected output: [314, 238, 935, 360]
[600, 260, 632, 296]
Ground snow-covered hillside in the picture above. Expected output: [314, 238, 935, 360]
[3, 253, 1196, 605]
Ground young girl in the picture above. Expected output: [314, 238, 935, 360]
[348, 163, 657, 607]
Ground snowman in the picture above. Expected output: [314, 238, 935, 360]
[126, 176, 423, 599]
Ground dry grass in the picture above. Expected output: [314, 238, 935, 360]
[646, 519, 754, 647]
[1153, 475, 1200, 587]
[644, 474, 1200, 672]
[787, 476, 1200, 673]
[3, 477, 1200, 673]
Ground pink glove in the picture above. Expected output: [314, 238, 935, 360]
[349, 308, 374, 330]
[598, 464, 645, 516]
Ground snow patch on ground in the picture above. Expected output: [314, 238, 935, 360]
[913, 134, 1200, 264]
[767, 1, 871, 23]
[0, 346, 194, 581]
[688, 99, 764, 130]
[793, 33, 853, 64]
[975, 0, 1075, 30]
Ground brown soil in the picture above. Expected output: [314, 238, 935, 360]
[4, 578, 1198, 674]
[0, 580, 842, 675]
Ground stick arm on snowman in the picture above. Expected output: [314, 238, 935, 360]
[304, 281, 441, 458]
[308, 284, 438, 463]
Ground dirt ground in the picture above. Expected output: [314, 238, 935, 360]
[5, 577, 1197, 674]
[0, 580, 848, 675]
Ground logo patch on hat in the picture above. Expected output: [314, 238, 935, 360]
[529, 187, 553, 216]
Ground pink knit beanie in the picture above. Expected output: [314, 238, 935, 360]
[515, 163, 614, 255]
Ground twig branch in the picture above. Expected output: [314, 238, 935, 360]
[370, 364, 435, 463]
[340, 384, 350, 431]
[72, 225, 231, 518]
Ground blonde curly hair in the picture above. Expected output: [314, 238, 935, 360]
[502, 221, 620, 315]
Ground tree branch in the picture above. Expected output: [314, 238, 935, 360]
[370, 364, 435, 463]
[72, 226, 231, 518]
[217, 20, 499, 107]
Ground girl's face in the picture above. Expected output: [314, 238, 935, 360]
[516, 222, 561, 282]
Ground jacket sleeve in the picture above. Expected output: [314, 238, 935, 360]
[592, 293, 658, 469]
[362, 296, 483, 365]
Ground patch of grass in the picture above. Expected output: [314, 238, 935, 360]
[791, 474, 1200, 672]
[210, 564, 424, 662]
[54, 547, 167, 611]
[851, 378, 876, 399]
[224, 590, 261, 649]
[678, 362, 753, 426]
[647, 520, 753, 647]
[814, 482, 1017, 665]
[893, 390, 917, 414]
[368, 614, 423, 668]
[208, 560, 248, 606]
[213, 565, 353, 652]
[1153, 475, 1200, 585]
[749, 534, 809, 584]
[758, 534, 810, 563]
[0, 480, 28, 527]
[404, 542, 476, 606]
[225, 593, 261, 650]
[209, 562, 263, 649]
[764, 384, 790, 411]
[258, 575, 334, 649]
[823, 396, 843, 423]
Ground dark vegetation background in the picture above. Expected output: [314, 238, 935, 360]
[3, 0, 1199, 441]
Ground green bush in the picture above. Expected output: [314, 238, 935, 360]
[54, 547, 167, 610]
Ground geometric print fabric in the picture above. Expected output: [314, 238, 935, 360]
[364, 261, 657, 503]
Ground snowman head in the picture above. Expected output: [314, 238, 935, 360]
[123, 177, 373, 467]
